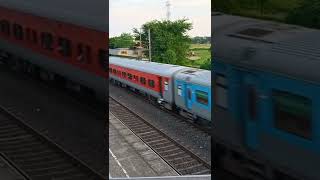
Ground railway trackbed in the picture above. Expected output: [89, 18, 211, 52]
[110, 83, 211, 134]
[0, 105, 105, 180]
[109, 96, 211, 175]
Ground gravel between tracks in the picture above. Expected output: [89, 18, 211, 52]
[109, 83, 211, 166]
[0, 64, 106, 175]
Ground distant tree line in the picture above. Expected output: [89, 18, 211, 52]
[109, 33, 135, 49]
[192, 36, 211, 44]
[213, 0, 320, 29]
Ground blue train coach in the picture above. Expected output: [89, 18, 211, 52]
[212, 13, 320, 180]
[174, 69, 211, 123]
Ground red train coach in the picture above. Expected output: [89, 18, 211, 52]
[0, 1, 108, 99]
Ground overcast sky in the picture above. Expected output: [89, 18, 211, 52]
[110, 0, 211, 37]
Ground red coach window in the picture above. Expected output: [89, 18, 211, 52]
[140, 77, 146, 85]
[122, 72, 126, 77]
[148, 80, 155, 88]
[0, 20, 10, 36]
[41, 32, 54, 50]
[58, 38, 72, 57]
[13, 24, 23, 40]
[128, 73, 133, 80]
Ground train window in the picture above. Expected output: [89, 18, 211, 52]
[58, 38, 72, 57]
[273, 90, 312, 139]
[32, 30, 38, 44]
[77, 44, 92, 64]
[41, 32, 53, 50]
[164, 82, 169, 91]
[140, 77, 146, 84]
[0, 20, 10, 36]
[248, 86, 257, 120]
[196, 90, 208, 105]
[13, 24, 23, 40]
[148, 80, 155, 88]
[122, 72, 126, 77]
[113, 69, 117, 74]
[214, 74, 228, 109]
[109, 68, 112, 73]
[98, 49, 108, 71]
[177, 85, 182, 96]
[128, 73, 132, 80]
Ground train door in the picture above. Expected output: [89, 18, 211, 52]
[159, 77, 163, 98]
[243, 74, 259, 150]
[186, 84, 193, 110]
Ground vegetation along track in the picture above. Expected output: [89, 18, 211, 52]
[0, 105, 105, 180]
[109, 96, 211, 175]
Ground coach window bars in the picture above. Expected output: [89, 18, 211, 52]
[41, 32, 54, 50]
[148, 80, 155, 88]
[272, 90, 312, 139]
[58, 38, 72, 57]
[77, 44, 92, 64]
[196, 90, 208, 106]
[122, 72, 126, 78]
[0, 20, 10, 36]
[128, 73, 133, 80]
[140, 77, 146, 85]
[13, 24, 23, 40]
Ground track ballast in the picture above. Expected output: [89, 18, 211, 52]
[109, 96, 211, 175]
[0, 105, 105, 180]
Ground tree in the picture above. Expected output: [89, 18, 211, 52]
[109, 33, 135, 49]
[133, 19, 192, 65]
[286, 0, 320, 29]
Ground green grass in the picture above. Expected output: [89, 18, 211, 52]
[185, 44, 211, 68]
[190, 44, 211, 49]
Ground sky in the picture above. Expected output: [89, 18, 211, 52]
[110, 0, 211, 37]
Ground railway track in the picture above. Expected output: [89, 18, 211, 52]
[0, 105, 105, 180]
[110, 82, 211, 134]
[109, 96, 211, 175]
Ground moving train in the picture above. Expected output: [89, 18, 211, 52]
[0, 1, 108, 99]
[109, 56, 211, 123]
[212, 12, 320, 180]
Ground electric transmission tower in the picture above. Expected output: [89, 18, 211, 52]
[166, 0, 171, 20]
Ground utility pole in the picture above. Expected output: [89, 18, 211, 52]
[139, 28, 142, 47]
[148, 28, 151, 62]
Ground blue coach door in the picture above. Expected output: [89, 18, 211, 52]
[186, 85, 193, 109]
[243, 75, 259, 150]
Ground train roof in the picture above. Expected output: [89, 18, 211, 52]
[175, 69, 211, 87]
[0, 0, 107, 32]
[212, 12, 320, 84]
[109, 56, 189, 77]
